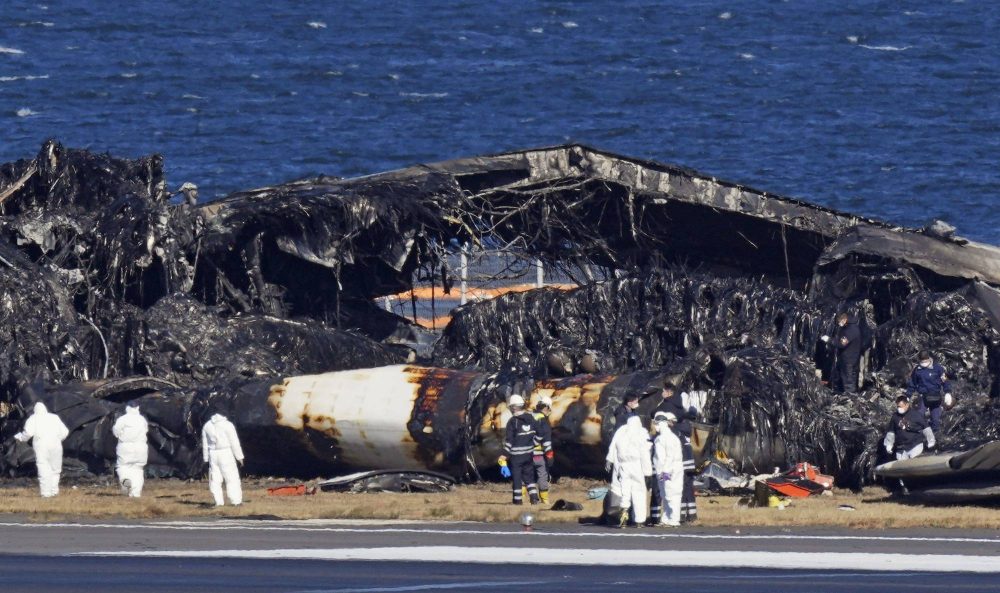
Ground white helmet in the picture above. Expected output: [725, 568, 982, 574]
[509, 394, 525, 408]
[653, 411, 677, 423]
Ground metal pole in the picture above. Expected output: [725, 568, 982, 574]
[535, 257, 544, 288]
[460, 247, 468, 305]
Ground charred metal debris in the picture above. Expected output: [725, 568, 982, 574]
[1, 140, 999, 489]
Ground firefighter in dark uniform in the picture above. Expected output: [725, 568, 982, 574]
[498, 394, 541, 505]
[531, 396, 555, 504]
[653, 380, 697, 523]
[907, 350, 953, 434]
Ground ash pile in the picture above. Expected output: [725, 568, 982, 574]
[0, 141, 998, 488]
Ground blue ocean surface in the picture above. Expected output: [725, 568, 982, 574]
[2, 1, 998, 242]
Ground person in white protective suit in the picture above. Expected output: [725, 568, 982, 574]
[112, 402, 149, 497]
[202, 412, 245, 506]
[14, 403, 70, 497]
[605, 415, 653, 527]
[652, 411, 685, 527]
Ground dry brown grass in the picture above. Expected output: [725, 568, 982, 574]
[2, 477, 1000, 529]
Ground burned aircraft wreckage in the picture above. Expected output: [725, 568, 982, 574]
[1, 140, 999, 496]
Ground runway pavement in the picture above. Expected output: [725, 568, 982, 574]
[1, 519, 999, 592]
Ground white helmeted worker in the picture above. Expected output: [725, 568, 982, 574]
[605, 415, 653, 527]
[202, 411, 245, 506]
[652, 411, 684, 527]
[112, 402, 149, 497]
[14, 402, 70, 497]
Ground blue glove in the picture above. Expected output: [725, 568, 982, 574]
[500, 465, 511, 479]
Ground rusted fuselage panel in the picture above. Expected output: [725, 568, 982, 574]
[473, 373, 611, 474]
[267, 365, 666, 477]
[474, 371, 665, 475]
[405, 365, 484, 470]
[268, 364, 484, 473]
[270, 365, 422, 470]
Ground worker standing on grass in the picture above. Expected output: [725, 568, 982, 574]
[884, 394, 935, 460]
[648, 382, 679, 524]
[652, 412, 684, 527]
[112, 402, 149, 498]
[908, 350, 953, 435]
[14, 403, 70, 498]
[202, 410, 245, 506]
[605, 415, 653, 527]
[531, 396, 555, 505]
[600, 392, 642, 526]
[653, 379, 698, 523]
[498, 394, 541, 505]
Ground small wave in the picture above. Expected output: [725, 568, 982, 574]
[0, 46, 25, 55]
[325, 70, 342, 77]
[530, 27, 543, 34]
[307, 21, 327, 29]
[846, 35, 859, 44]
[181, 93, 204, 100]
[120, 72, 138, 78]
[388, 73, 400, 80]
[400, 92, 449, 98]
[19, 21, 54, 27]
[562, 21, 578, 28]
[16, 108, 37, 117]
[859, 44, 911, 51]
[352, 91, 369, 97]
[740, 53, 754, 60]
[719, 11, 733, 20]
[0, 74, 49, 82]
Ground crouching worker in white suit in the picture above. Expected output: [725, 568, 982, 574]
[605, 415, 653, 527]
[202, 412, 245, 506]
[14, 403, 70, 497]
[652, 412, 685, 527]
[113, 402, 149, 497]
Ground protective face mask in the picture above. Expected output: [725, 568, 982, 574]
[897, 407, 907, 414]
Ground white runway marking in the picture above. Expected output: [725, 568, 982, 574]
[294, 580, 548, 593]
[708, 571, 916, 579]
[77, 545, 1000, 573]
[4, 520, 1000, 545]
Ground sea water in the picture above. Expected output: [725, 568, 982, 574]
[2, 1, 998, 241]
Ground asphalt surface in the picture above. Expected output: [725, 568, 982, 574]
[1, 519, 999, 592]
[3, 555, 1000, 593]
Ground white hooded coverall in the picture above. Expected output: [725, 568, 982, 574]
[652, 421, 685, 526]
[605, 416, 653, 523]
[15, 403, 70, 497]
[112, 406, 149, 497]
[202, 413, 245, 506]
